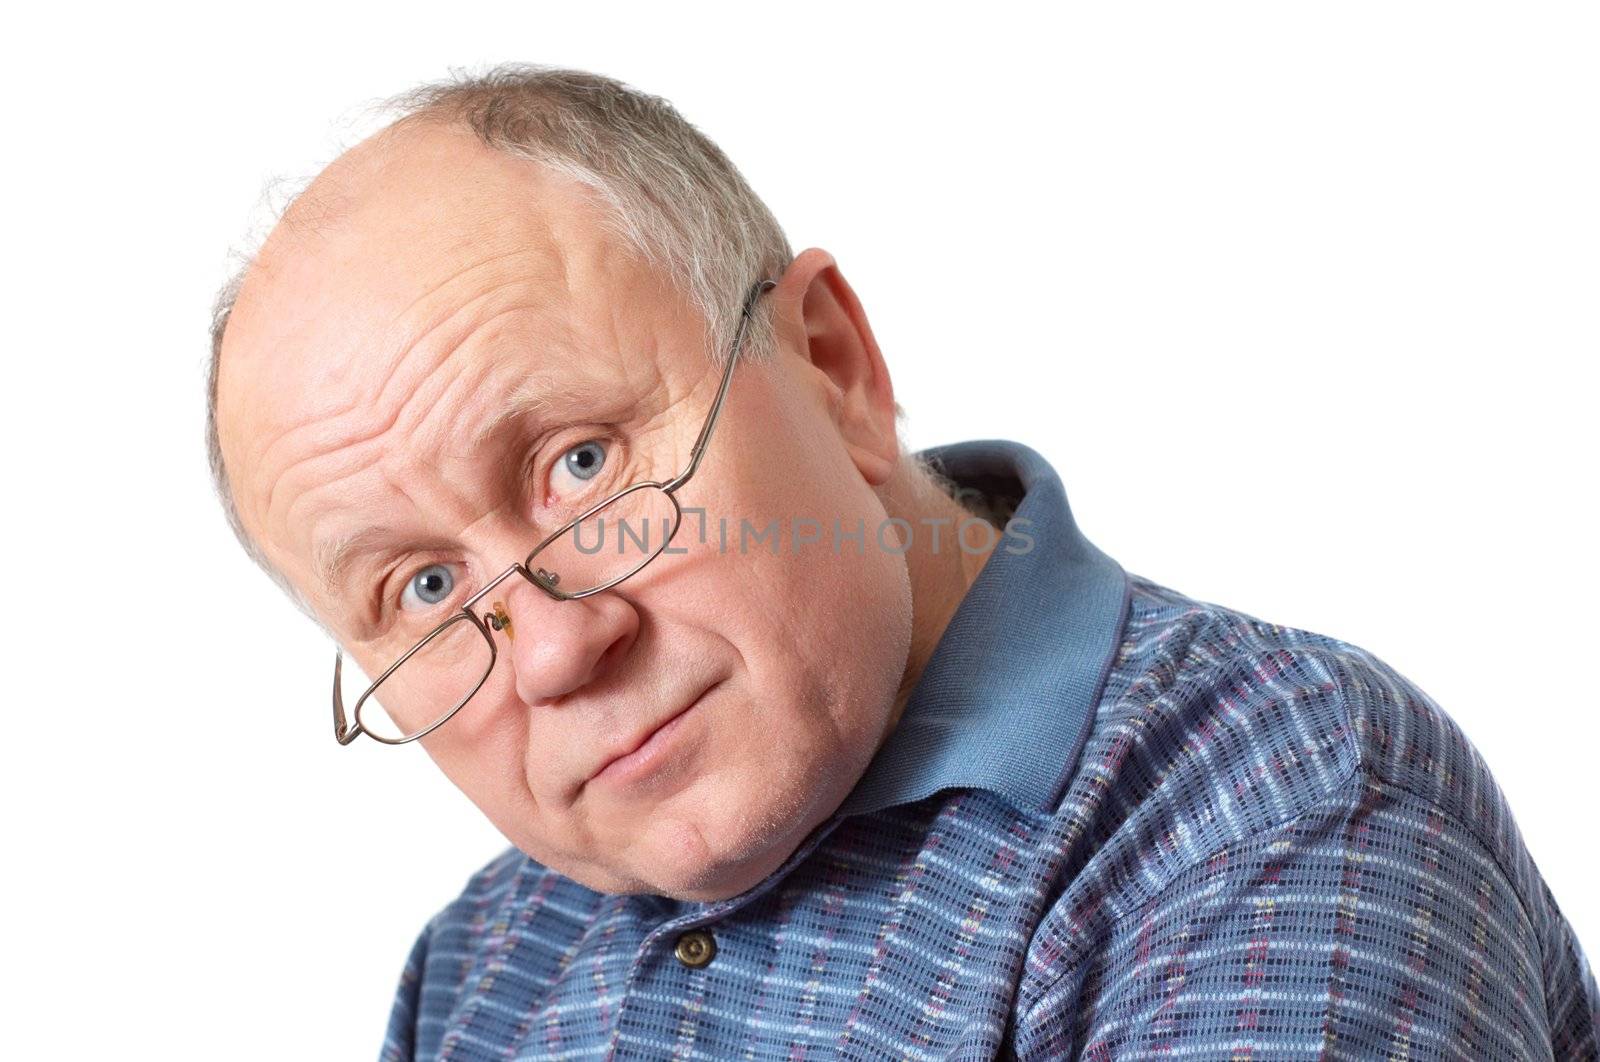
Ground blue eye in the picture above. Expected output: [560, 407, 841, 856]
[563, 440, 607, 480]
[400, 563, 454, 611]
[551, 440, 609, 498]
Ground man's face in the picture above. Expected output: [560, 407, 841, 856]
[216, 122, 913, 900]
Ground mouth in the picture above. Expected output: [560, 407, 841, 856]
[588, 679, 721, 788]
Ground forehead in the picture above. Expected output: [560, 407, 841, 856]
[216, 121, 704, 609]
[223, 120, 674, 423]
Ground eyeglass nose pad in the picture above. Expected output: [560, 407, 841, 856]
[487, 601, 514, 641]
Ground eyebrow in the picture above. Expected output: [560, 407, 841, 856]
[314, 526, 402, 603]
[467, 372, 565, 450]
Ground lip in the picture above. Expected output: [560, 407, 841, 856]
[589, 680, 720, 787]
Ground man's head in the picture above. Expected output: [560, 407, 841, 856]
[208, 67, 986, 901]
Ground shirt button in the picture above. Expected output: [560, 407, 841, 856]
[673, 929, 717, 969]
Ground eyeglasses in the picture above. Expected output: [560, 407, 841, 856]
[332, 278, 777, 746]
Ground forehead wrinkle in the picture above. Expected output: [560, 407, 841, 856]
[251, 408, 398, 604]
[375, 256, 561, 400]
[461, 276, 675, 455]
[280, 441, 394, 608]
[388, 245, 543, 326]
[258, 381, 453, 611]
[247, 314, 431, 541]
[297, 374, 487, 602]
[241, 166, 625, 511]
[245, 250, 564, 463]
[372, 282, 555, 434]
[306, 441, 486, 606]
[253, 391, 367, 532]
[256, 281, 560, 551]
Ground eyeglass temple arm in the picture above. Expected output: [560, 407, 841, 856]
[663, 279, 775, 495]
[332, 651, 363, 745]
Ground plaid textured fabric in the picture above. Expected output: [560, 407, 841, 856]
[381, 439, 1598, 1060]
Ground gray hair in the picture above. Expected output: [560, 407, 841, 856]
[205, 64, 795, 626]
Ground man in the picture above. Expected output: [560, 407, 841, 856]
[206, 65, 1598, 1060]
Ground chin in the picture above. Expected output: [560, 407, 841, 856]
[714, 775, 864, 900]
[655, 848, 790, 903]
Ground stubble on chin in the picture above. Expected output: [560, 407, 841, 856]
[650, 746, 849, 902]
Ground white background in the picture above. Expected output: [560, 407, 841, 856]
[4, 3, 1595, 1056]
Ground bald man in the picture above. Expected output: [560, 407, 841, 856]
[207, 66, 1598, 1060]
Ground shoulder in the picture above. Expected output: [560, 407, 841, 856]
[1014, 575, 1599, 1058]
[1060, 572, 1537, 923]
[1101, 571, 1497, 803]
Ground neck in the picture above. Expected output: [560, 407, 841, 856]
[881, 456, 1001, 732]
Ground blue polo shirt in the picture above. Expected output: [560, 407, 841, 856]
[381, 438, 1598, 1060]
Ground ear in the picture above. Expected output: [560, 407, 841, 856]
[770, 248, 899, 486]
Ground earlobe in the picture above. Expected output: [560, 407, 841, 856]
[843, 440, 897, 487]
[775, 248, 901, 487]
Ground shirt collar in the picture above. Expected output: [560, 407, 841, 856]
[836, 438, 1132, 818]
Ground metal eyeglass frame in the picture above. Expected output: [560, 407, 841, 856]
[332, 277, 777, 747]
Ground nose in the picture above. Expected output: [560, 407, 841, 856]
[492, 568, 640, 706]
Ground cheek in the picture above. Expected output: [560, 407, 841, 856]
[723, 475, 914, 731]
[802, 512, 914, 709]
[423, 727, 609, 883]
[417, 694, 548, 834]
[421, 657, 528, 759]
[702, 369, 916, 724]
